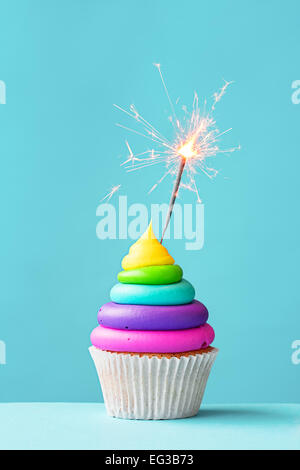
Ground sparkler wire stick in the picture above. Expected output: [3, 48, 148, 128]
[160, 157, 186, 243]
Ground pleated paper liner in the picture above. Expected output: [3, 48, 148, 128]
[89, 346, 218, 420]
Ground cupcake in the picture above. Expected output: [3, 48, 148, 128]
[89, 222, 218, 419]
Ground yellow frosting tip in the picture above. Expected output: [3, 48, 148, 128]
[121, 221, 175, 270]
[141, 221, 155, 240]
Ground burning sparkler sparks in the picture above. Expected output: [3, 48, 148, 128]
[114, 64, 239, 241]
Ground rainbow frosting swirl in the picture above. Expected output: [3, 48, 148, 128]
[91, 222, 215, 353]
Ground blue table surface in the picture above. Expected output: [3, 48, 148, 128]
[0, 403, 299, 450]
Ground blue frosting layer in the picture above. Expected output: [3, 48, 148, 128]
[110, 279, 195, 306]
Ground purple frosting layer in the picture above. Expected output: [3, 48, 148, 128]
[97, 300, 208, 331]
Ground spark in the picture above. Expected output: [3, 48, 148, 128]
[101, 184, 121, 202]
[212, 80, 234, 110]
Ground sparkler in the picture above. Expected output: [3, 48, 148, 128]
[115, 64, 239, 242]
[160, 156, 186, 243]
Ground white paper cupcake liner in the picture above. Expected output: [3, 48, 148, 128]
[89, 346, 218, 420]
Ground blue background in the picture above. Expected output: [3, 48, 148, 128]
[0, 0, 299, 404]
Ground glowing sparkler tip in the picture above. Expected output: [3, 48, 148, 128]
[177, 137, 197, 160]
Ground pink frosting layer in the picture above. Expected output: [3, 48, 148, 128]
[90, 323, 215, 353]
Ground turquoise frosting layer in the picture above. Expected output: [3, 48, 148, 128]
[110, 279, 195, 306]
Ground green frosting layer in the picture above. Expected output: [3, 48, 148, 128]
[117, 264, 183, 285]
